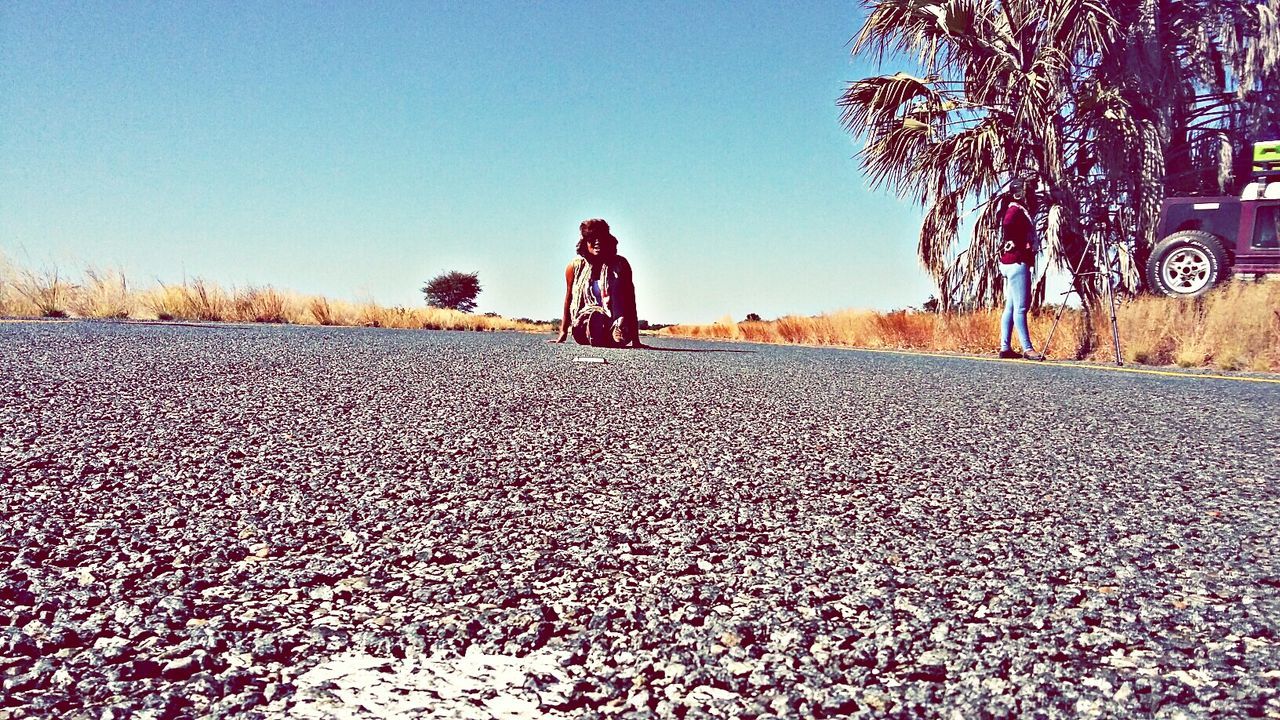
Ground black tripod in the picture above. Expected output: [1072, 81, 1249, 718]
[1041, 231, 1123, 365]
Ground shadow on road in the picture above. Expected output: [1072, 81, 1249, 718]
[639, 343, 755, 354]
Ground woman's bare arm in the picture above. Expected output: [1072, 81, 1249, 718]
[619, 258, 642, 347]
[551, 261, 575, 343]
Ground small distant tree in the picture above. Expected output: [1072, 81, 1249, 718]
[744, 313, 762, 322]
[422, 271, 481, 312]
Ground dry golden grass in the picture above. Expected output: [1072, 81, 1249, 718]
[352, 302, 547, 332]
[0, 258, 551, 334]
[308, 297, 344, 326]
[1112, 280, 1280, 371]
[663, 281, 1280, 372]
[0, 256, 41, 317]
[2, 255, 1269, 368]
[137, 279, 229, 322]
[230, 286, 306, 324]
[4, 266, 74, 317]
[136, 282, 552, 331]
[0, 284, 39, 317]
[141, 284, 192, 321]
[70, 269, 133, 319]
[187, 279, 230, 322]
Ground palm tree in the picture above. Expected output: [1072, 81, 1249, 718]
[1095, 0, 1280, 277]
[840, 0, 1280, 315]
[840, 0, 1117, 312]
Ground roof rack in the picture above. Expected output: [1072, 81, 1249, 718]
[1241, 181, 1280, 200]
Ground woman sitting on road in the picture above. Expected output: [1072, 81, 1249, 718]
[551, 218, 642, 348]
[997, 178, 1045, 361]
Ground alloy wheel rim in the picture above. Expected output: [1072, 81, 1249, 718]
[1162, 248, 1211, 293]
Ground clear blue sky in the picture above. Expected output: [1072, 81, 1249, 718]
[1, 1, 935, 324]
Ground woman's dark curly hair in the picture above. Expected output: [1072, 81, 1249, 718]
[575, 218, 619, 259]
[1001, 175, 1037, 213]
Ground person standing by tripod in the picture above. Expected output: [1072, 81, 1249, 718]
[997, 178, 1045, 360]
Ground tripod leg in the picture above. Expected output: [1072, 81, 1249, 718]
[1099, 235, 1123, 365]
[1041, 241, 1091, 357]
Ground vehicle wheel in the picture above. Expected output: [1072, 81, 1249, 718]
[1145, 230, 1229, 298]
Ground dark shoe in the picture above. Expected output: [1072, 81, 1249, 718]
[998, 349, 1020, 359]
[1022, 350, 1045, 361]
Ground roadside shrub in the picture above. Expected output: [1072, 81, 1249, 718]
[14, 267, 72, 318]
[144, 284, 194, 321]
[0, 255, 40, 317]
[187, 279, 228, 322]
[310, 297, 337, 325]
[233, 286, 288, 324]
[71, 269, 132, 319]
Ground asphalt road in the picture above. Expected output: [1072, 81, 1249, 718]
[2, 321, 1278, 719]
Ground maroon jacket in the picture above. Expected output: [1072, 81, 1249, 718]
[1000, 202, 1035, 265]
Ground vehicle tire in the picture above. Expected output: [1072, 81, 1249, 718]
[1145, 230, 1229, 298]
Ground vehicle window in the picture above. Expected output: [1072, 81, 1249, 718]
[1254, 205, 1280, 249]
[1161, 202, 1240, 241]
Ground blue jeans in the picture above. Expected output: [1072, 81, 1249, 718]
[999, 262, 1034, 352]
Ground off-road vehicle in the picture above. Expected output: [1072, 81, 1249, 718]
[1146, 141, 1280, 297]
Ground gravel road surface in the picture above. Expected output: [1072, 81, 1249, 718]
[2, 321, 1278, 719]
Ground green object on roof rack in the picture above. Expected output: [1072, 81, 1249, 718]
[1255, 140, 1280, 172]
